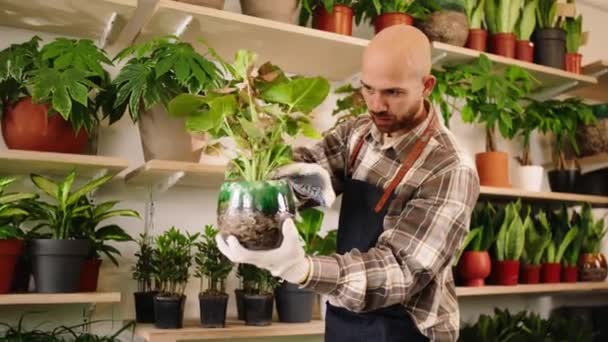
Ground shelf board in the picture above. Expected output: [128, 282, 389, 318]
[135, 320, 324, 342]
[431, 42, 598, 100]
[564, 60, 608, 102]
[578, 153, 608, 174]
[124, 159, 227, 189]
[0, 292, 121, 305]
[456, 282, 608, 297]
[0, 0, 136, 44]
[479, 186, 608, 205]
[0, 149, 129, 178]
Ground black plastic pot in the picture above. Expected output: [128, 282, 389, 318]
[235, 289, 245, 320]
[30, 239, 90, 293]
[576, 168, 608, 196]
[244, 293, 274, 326]
[199, 293, 229, 328]
[532, 28, 566, 69]
[154, 295, 186, 329]
[134, 291, 158, 323]
[275, 282, 314, 323]
[548, 169, 580, 193]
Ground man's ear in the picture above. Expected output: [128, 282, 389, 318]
[422, 75, 436, 98]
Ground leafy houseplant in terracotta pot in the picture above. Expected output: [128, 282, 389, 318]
[542, 206, 578, 283]
[515, 0, 538, 62]
[241, 0, 300, 24]
[101, 36, 224, 162]
[195, 225, 233, 328]
[152, 227, 199, 329]
[299, 0, 356, 35]
[26, 171, 113, 293]
[0, 177, 37, 294]
[169, 50, 329, 250]
[455, 203, 499, 287]
[276, 208, 336, 322]
[464, 0, 487, 51]
[520, 209, 551, 284]
[355, 0, 438, 34]
[562, 13, 583, 74]
[491, 200, 529, 285]
[243, 265, 278, 326]
[484, 0, 521, 58]
[512, 99, 546, 192]
[0, 37, 112, 154]
[133, 234, 158, 324]
[72, 199, 138, 292]
[533, 0, 566, 69]
[577, 204, 607, 282]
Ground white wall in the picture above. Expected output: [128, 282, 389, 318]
[1, 0, 607, 340]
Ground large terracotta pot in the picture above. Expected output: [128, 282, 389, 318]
[2, 97, 88, 154]
[466, 29, 488, 51]
[492, 260, 520, 286]
[565, 53, 583, 74]
[456, 251, 491, 286]
[240, 0, 299, 24]
[374, 13, 413, 34]
[578, 253, 608, 282]
[520, 264, 541, 284]
[490, 33, 516, 58]
[516, 40, 534, 63]
[541, 262, 561, 283]
[176, 0, 224, 9]
[475, 151, 511, 187]
[80, 258, 102, 292]
[0, 240, 24, 294]
[312, 4, 353, 36]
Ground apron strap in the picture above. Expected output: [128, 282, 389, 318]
[374, 114, 437, 213]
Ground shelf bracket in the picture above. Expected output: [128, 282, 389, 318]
[98, 12, 118, 49]
[82, 303, 97, 331]
[431, 52, 448, 65]
[87, 168, 109, 205]
[111, 0, 160, 51]
[174, 15, 194, 38]
[530, 80, 579, 101]
[589, 66, 608, 79]
[143, 171, 185, 235]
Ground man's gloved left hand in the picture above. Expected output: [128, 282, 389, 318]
[215, 218, 311, 285]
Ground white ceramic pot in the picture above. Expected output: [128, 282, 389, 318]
[240, 0, 299, 24]
[512, 165, 544, 192]
[177, 0, 225, 9]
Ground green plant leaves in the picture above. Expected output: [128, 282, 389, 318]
[41, 38, 111, 79]
[261, 77, 330, 114]
[184, 94, 237, 132]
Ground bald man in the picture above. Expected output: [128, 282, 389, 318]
[217, 26, 480, 341]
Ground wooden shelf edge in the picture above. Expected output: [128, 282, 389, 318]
[0, 150, 129, 168]
[124, 160, 227, 185]
[456, 282, 608, 297]
[0, 292, 122, 305]
[479, 186, 608, 205]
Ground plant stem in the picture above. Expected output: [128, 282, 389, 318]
[486, 125, 497, 152]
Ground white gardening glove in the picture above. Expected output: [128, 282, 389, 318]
[272, 162, 336, 208]
[215, 218, 311, 285]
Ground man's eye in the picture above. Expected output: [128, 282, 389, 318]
[386, 90, 402, 96]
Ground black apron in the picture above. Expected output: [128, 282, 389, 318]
[325, 116, 436, 342]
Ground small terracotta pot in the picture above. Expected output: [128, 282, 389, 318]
[466, 29, 488, 52]
[516, 40, 534, 63]
[520, 264, 541, 284]
[561, 265, 578, 283]
[312, 5, 353, 36]
[456, 251, 491, 286]
[0, 240, 24, 294]
[475, 151, 511, 187]
[541, 263, 561, 283]
[490, 33, 516, 58]
[2, 97, 89, 154]
[80, 258, 102, 292]
[565, 53, 583, 74]
[374, 13, 413, 34]
[578, 253, 608, 282]
[492, 260, 520, 286]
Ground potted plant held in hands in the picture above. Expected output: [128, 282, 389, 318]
[169, 50, 329, 251]
[101, 36, 225, 162]
[454, 203, 499, 287]
[133, 234, 158, 324]
[299, 0, 356, 35]
[464, 0, 487, 51]
[0, 177, 37, 294]
[27, 171, 113, 293]
[492, 200, 529, 285]
[577, 204, 607, 282]
[484, 0, 521, 58]
[152, 227, 199, 329]
[515, 0, 538, 62]
[520, 209, 551, 284]
[355, 0, 438, 34]
[0, 37, 112, 154]
[195, 225, 233, 328]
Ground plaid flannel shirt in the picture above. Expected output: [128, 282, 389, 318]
[295, 104, 480, 341]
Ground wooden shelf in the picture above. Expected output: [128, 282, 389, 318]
[0, 292, 121, 305]
[456, 282, 608, 297]
[479, 186, 608, 205]
[0, 149, 129, 178]
[135, 320, 324, 342]
[578, 153, 608, 174]
[564, 60, 608, 102]
[124, 160, 227, 189]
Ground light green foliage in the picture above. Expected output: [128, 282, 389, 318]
[516, 0, 538, 40]
[152, 227, 199, 296]
[295, 208, 337, 256]
[563, 15, 583, 53]
[0, 176, 38, 240]
[194, 225, 234, 295]
[522, 209, 552, 265]
[464, 0, 486, 29]
[485, 0, 522, 34]
[536, 0, 558, 29]
[495, 200, 528, 261]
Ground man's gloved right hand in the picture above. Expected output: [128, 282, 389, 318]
[272, 163, 336, 208]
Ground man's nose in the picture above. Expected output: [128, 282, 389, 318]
[366, 93, 387, 113]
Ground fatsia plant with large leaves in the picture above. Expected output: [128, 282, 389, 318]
[169, 50, 330, 182]
[26, 170, 113, 240]
[100, 36, 225, 124]
[0, 36, 113, 134]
